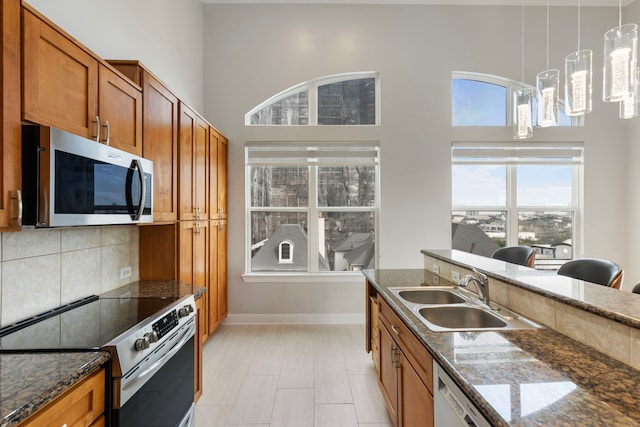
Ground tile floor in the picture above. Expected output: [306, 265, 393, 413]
[194, 324, 393, 427]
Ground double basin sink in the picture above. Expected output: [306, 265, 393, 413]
[389, 286, 540, 332]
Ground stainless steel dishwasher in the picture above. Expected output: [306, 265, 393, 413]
[433, 360, 491, 427]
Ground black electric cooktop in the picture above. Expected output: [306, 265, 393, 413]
[0, 295, 180, 352]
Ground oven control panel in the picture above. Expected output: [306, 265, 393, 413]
[152, 310, 179, 340]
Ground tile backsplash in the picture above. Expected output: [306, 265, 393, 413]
[0, 225, 139, 326]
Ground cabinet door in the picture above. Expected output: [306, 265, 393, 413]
[142, 72, 178, 222]
[217, 135, 228, 219]
[207, 220, 219, 333]
[0, 0, 21, 230]
[399, 352, 434, 427]
[178, 103, 196, 220]
[378, 323, 398, 425]
[208, 128, 219, 219]
[22, 7, 99, 139]
[194, 116, 209, 220]
[98, 64, 142, 155]
[217, 219, 228, 321]
[209, 128, 228, 219]
[178, 103, 209, 221]
[178, 220, 209, 288]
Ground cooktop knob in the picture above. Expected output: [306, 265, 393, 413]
[178, 305, 193, 318]
[135, 336, 150, 351]
[145, 331, 158, 344]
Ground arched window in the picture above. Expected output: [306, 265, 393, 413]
[246, 72, 379, 126]
[279, 241, 293, 264]
[452, 71, 580, 127]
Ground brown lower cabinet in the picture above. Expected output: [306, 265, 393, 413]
[377, 297, 434, 427]
[18, 368, 105, 427]
[194, 294, 205, 402]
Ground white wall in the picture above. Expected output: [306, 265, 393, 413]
[25, 0, 205, 112]
[202, 3, 633, 321]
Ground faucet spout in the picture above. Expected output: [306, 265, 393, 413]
[458, 268, 490, 306]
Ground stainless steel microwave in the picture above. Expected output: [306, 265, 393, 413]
[22, 126, 153, 227]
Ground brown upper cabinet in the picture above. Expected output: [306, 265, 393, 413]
[0, 0, 22, 231]
[209, 128, 228, 220]
[109, 60, 180, 223]
[22, 5, 142, 155]
[179, 103, 209, 221]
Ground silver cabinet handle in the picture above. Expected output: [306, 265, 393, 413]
[391, 325, 400, 335]
[94, 116, 101, 142]
[11, 190, 22, 227]
[104, 120, 110, 146]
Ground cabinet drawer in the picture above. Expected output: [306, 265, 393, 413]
[379, 298, 433, 393]
[20, 368, 105, 427]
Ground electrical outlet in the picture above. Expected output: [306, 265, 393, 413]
[120, 266, 132, 280]
[451, 270, 461, 283]
[433, 274, 440, 284]
[433, 263, 440, 274]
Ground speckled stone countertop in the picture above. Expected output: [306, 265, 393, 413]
[364, 268, 640, 426]
[0, 351, 109, 427]
[423, 249, 640, 329]
[100, 279, 206, 299]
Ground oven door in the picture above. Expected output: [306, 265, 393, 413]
[113, 319, 195, 427]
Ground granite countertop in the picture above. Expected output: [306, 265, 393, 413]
[424, 249, 640, 329]
[364, 268, 640, 426]
[0, 351, 109, 427]
[99, 279, 207, 299]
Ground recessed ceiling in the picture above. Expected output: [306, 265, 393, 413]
[201, 0, 635, 6]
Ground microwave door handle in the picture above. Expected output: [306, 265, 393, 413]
[131, 159, 146, 221]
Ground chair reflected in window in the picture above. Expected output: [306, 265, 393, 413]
[491, 246, 536, 268]
[557, 258, 623, 289]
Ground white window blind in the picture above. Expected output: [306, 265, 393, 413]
[452, 142, 584, 166]
[246, 143, 380, 165]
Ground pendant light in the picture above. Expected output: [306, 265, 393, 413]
[603, 0, 637, 103]
[514, 3, 533, 139]
[537, 0, 559, 127]
[565, 0, 592, 116]
[620, 66, 639, 118]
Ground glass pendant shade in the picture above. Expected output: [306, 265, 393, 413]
[513, 87, 533, 139]
[565, 49, 593, 116]
[536, 69, 559, 127]
[603, 23, 638, 102]
[620, 66, 639, 118]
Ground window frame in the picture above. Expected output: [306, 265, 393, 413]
[452, 71, 584, 127]
[244, 143, 380, 280]
[245, 71, 380, 126]
[451, 141, 584, 267]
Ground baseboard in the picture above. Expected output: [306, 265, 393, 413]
[224, 313, 365, 325]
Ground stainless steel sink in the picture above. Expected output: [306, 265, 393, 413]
[389, 286, 540, 332]
[396, 289, 466, 305]
[418, 306, 506, 329]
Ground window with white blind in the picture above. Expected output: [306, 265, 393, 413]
[246, 143, 379, 276]
[451, 142, 583, 270]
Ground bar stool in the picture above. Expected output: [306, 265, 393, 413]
[491, 246, 536, 268]
[557, 258, 623, 289]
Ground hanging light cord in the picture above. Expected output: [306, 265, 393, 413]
[546, 0, 550, 69]
[619, 0, 622, 28]
[521, 2, 525, 84]
[577, 0, 581, 51]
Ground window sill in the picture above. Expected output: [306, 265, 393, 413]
[242, 272, 365, 283]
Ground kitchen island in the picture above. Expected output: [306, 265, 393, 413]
[365, 250, 640, 426]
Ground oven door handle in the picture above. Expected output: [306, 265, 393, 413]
[124, 322, 195, 387]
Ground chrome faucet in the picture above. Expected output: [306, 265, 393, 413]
[458, 267, 491, 307]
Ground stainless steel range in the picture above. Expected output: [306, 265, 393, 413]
[0, 293, 197, 427]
